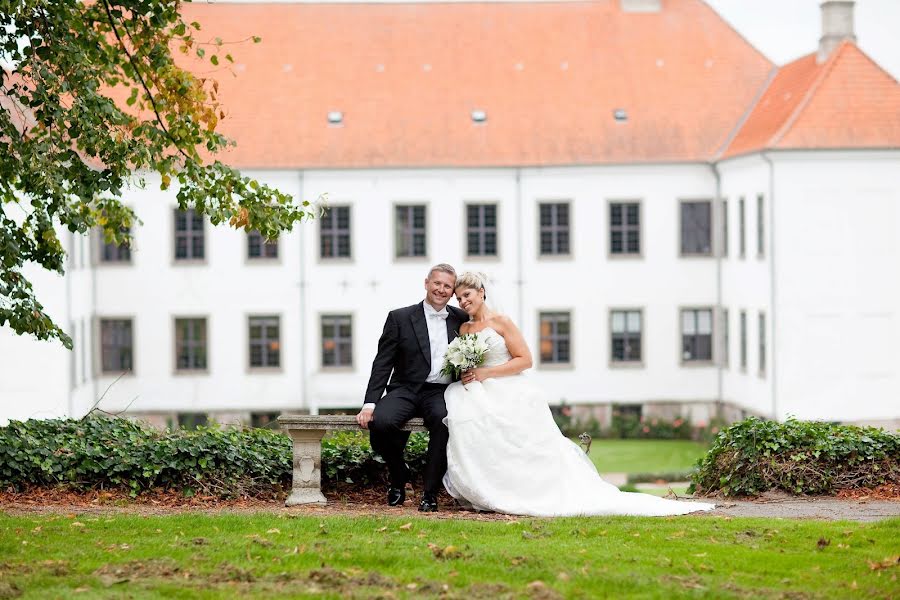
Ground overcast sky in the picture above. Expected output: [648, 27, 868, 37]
[704, 0, 900, 79]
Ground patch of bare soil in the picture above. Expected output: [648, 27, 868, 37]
[1, 485, 897, 521]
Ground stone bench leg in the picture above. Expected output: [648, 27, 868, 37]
[285, 429, 327, 506]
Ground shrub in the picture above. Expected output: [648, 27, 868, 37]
[690, 417, 900, 497]
[0, 416, 429, 498]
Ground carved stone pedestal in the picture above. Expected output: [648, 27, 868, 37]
[285, 428, 327, 506]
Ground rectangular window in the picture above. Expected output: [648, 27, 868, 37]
[681, 308, 713, 362]
[539, 202, 571, 256]
[99, 227, 131, 263]
[610, 310, 642, 363]
[466, 204, 498, 257]
[175, 318, 207, 370]
[738, 197, 746, 258]
[250, 412, 280, 429]
[249, 316, 280, 368]
[395, 205, 426, 258]
[721, 309, 730, 367]
[721, 199, 729, 258]
[247, 230, 278, 259]
[758, 312, 766, 377]
[174, 209, 205, 260]
[539, 311, 571, 364]
[100, 319, 133, 373]
[177, 413, 208, 430]
[609, 202, 640, 255]
[757, 194, 765, 258]
[320, 206, 351, 259]
[322, 315, 353, 367]
[739, 310, 748, 370]
[680, 200, 712, 256]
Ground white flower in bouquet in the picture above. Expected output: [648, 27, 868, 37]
[441, 333, 487, 379]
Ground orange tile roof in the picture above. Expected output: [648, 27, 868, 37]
[177, 0, 773, 168]
[721, 42, 900, 158]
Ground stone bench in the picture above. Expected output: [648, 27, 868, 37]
[277, 414, 427, 506]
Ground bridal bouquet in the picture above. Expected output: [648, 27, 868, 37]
[441, 333, 488, 379]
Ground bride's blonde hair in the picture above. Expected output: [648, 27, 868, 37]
[455, 271, 488, 300]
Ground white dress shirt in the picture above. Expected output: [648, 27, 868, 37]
[423, 301, 452, 384]
[362, 302, 451, 411]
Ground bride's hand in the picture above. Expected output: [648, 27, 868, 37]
[461, 368, 486, 384]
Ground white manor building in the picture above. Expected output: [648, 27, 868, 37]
[1, 0, 899, 429]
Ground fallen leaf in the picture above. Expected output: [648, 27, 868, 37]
[71, 522, 84, 528]
[816, 537, 830, 550]
[868, 556, 899, 571]
[267, 528, 281, 534]
[399, 523, 412, 531]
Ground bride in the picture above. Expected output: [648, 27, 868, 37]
[442, 272, 715, 517]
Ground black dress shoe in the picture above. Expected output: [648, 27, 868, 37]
[418, 493, 438, 512]
[387, 487, 406, 506]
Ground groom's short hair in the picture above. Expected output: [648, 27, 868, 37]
[428, 263, 457, 280]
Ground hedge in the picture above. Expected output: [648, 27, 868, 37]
[690, 417, 900, 497]
[0, 416, 428, 498]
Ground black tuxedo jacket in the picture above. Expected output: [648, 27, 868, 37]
[364, 301, 469, 406]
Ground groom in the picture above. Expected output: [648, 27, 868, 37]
[356, 263, 468, 512]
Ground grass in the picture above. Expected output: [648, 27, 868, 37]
[585, 439, 709, 474]
[1, 512, 897, 598]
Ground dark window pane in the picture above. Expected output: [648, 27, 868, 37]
[626, 204, 639, 225]
[611, 231, 623, 253]
[467, 233, 480, 255]
[626, 234, 640, 253]
[610, 204, 622, 226]
[557, 231, 569, 254]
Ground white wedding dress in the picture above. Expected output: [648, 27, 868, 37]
[442, 327, 715, 517]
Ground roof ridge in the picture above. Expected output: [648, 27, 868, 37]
[768, 40, 847, 148]
[712, 65, 779, 160]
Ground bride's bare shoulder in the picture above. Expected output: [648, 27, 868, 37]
[490, 314, 516, 332]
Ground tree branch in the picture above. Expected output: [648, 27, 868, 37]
[98, 0, 191, 162]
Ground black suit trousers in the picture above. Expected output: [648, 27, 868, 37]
[369, 382, 449, 495]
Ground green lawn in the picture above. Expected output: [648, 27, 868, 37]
[585, 439, 708, 474]
[1, 513, 897, 598]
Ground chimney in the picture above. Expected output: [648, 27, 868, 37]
[818, 1, 856, 63]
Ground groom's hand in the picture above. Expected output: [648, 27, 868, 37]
[356, 407, 375, 429]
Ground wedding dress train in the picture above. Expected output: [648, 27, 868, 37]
[442, 327, 715, 517]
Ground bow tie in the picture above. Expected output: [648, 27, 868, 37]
[425, 306, 448, 320]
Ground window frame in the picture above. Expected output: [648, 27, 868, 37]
[537, 310, 573, 368]
[319, 205, 352, 261]
[679, 307, 715, 365]
[607, 200, 642, 258]
[247, 315, 282, 371]
[393, 203, 428, 260]
[609, 308, 644, 367]
[97, 317, 135, 376]
[173, 316, 209, 373]
[536, 200, 573, 259]
[320, 313, 354, 370]
[464, 202, 500, 259]
[678, 199, 713, 257]
[246, 230, 280, 261]
[172, 208, 206, 263]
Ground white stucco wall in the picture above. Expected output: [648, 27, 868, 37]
[767, 151, 900, 423]
[2, 154, 898, 427]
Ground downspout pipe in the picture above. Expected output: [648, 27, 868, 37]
[710, 162, 723, 413]
[297, 171, 312, 415]
[760, 153, 777, 420]
[515, 168, 524, 326]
